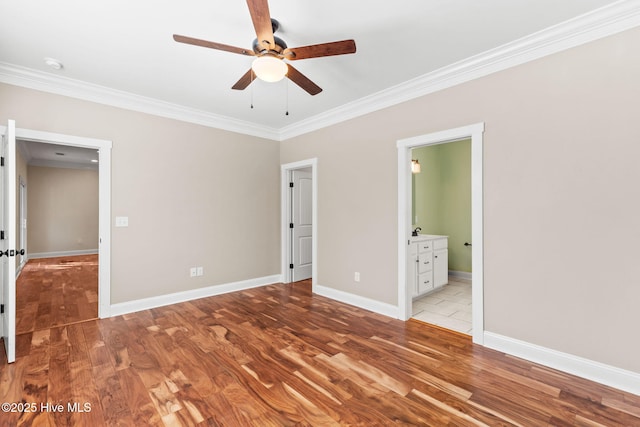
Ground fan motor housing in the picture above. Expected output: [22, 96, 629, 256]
[252, 18, 287, 56]
[252, 36, 287, 56]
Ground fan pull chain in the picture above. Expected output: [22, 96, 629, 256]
[285, 78, 289, 116]
[250, 71, 254, 109]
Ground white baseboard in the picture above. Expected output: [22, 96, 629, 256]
[313, 284, 399, 318]
[16, 260, 27, 279]
[449, 270, 472, 280]
[110, 274, 283, 317]
[484, 331, 640, 397]
[28, 249, 98, 259]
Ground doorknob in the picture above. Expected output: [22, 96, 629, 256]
[0, 249, 25, 257]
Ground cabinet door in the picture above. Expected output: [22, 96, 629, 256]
[434, 249, 448, 288]
[408, 244, 419, 296]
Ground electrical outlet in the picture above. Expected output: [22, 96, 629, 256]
[190, 267, 197, 277]
[196, 267, 204, 276]
[354, 272, 360, 282]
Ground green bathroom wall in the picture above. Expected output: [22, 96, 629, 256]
[412, 138, 471, 273]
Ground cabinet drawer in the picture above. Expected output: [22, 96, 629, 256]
[434, 238, 448, 250]
[417, 271, 434, 294]
[418, 255, 432, 273]
[418, 241, 432, 253]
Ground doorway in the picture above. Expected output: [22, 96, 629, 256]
[410, 139, 472, 334]
[2, 125, 112, 321]
[281, 159, 317, 286]
[397, 123, 484, 345]
[16, 140, 100, 333]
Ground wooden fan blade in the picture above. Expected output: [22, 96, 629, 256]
[286, 64, 322, 96]
[284, 39, 356, 60]
[231, 69, 256, 90]
[173, 34, 254, 56]
[246, 0, 275, 52]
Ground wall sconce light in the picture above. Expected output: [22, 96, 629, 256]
[411, 159, 421, 174]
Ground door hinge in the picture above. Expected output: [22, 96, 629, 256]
[0, 157, 4, 167]
[289, 264, 294, 269]
[289, 182, 294, 188]
[0, 304, 4, 314]
[0, 230, 4, 240]
[289, 223, 294, 229]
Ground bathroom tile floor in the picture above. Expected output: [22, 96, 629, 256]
[412, 277, 472, 335]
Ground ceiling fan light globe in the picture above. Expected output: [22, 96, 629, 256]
[252, 56, 288, 82]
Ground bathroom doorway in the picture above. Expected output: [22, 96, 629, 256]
[397, 123, 484, 345]
[410, 139, 472, 334]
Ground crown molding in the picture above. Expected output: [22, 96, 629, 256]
[0, 62, 281, 141]
[279, 0, 640, 140]
[1, 1, 639, 142]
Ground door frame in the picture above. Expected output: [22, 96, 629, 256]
[281, 158, 317, 285]
[2, 126, 113, 318]
[397, 123, 484, 344]
[17, 175, 27, 272]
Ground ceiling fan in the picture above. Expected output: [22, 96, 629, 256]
[173, 0, 356, 96]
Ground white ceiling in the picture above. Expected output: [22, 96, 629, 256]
[18, 140, 99, 170]
[0, 0, 631, 138]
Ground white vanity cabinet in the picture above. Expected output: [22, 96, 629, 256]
[408, 235, 448, 297]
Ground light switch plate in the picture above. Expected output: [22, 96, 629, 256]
[115, 216, 129, 227]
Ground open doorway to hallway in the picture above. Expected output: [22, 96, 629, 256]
[15, 140, 100, 332]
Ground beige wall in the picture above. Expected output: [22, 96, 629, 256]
[281, 27, 640, 374]
[27, 165, 99, 254]
[0, 84, 281, 304]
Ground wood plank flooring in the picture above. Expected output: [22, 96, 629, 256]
[2, 279, 639, 426]
[16, 255, 98, 334]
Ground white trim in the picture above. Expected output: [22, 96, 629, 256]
[280, 1, 640, 139]
[314, 284, 399, 319]
[110, 274, 282, 317]
[449, 271, 472, 281]
[9, 127, 113, 319]
[1, 2, 639, 141]
[484, 331, 640, 397]
[27, 249, 98, 259]
[280, 158, 318, 285]
[397, 123, 485, 345]
[0, 62, 280, 141]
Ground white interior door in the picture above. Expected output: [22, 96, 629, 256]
[1, 119, 17, 363]
[291, 169, 312, 281]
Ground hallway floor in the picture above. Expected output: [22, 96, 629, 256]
[16, 254, 98, 334]
[412, 277, 472, 335]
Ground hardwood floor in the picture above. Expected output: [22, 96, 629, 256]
[2, 279, 639, 426]
[16, 255, 98, 334]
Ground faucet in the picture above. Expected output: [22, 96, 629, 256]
[412, 227, 421, 237]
